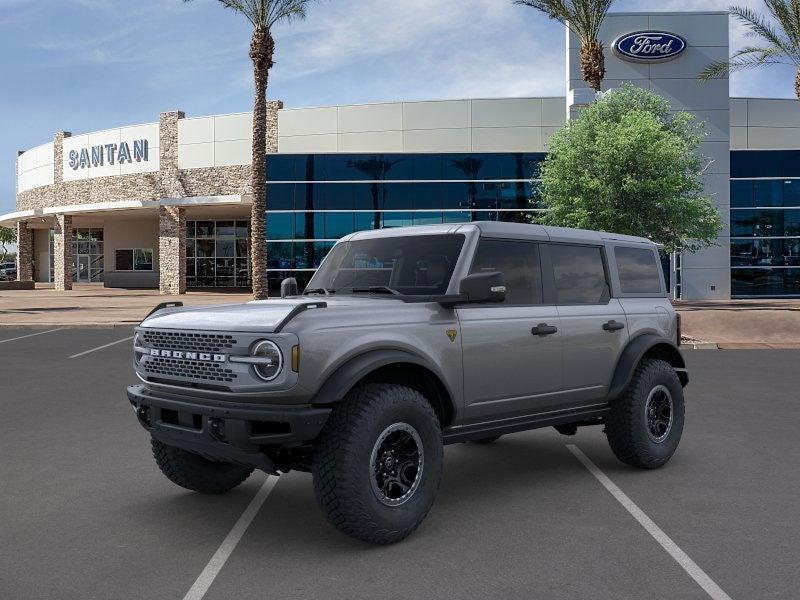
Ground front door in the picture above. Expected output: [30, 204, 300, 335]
[77, 255, 90, 282]
[458, 239, 563, 424]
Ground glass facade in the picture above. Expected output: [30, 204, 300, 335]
[264, 152, 546, 293]
[731, 151, 800, 297]
[186, 220, 251, 288]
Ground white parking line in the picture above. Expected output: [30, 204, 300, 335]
[0, 329, 63, 345]
[68, 335, 134, 359]
[183, 476, 278, 600]
[567, 444, 733, 600]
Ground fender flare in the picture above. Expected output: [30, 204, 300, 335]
[607, 334, 688, 402]
[311, 348, 456, 410]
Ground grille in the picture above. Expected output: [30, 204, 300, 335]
[143, 356, 238, 383]
[142, 330, 237, 353]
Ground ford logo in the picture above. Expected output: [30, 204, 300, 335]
[613, 31, 687, 63]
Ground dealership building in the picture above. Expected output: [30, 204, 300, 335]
[4, 10, 800, 299]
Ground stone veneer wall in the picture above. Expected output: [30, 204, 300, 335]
[15, 222, 33, 281]
[53, 214, 73, 291]
[158, 206, 186, 295]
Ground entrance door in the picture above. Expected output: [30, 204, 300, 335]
[77, 255, 90, 282]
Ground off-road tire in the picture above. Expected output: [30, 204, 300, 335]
[312, 383, 443, 545]
[472, 435, 502, 444]
[605, 358, 684, 469]
[151, 438, 253, 494]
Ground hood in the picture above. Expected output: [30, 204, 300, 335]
[139, 296, 412, 333]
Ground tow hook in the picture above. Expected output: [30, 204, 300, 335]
[209, 418, 226, 442]
[135, 406, 150, 427]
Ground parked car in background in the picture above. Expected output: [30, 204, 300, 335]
[0, 262, 16, 281]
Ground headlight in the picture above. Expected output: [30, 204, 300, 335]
[252, 340, 283, 381]
[133, 332, 145, 363]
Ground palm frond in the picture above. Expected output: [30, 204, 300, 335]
[730, 5, 800, 64]
[515, 0, 615, 43]
[699, 46, 789, 80]
[186, 0, 312, 30]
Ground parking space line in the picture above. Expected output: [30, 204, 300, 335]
[183, 476, 278, 600]
[0, 329, 63, 345]
[68, 335, 134, 359]
[567, 445, 733, 600]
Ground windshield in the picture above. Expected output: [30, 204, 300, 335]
[306, 234, 465, 296]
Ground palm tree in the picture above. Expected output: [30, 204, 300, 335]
[184, 0, 314, 299]
[515, 0, 615, 92]
[699, 3, 800, 101]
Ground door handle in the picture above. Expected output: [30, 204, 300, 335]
[603, 320, 625, 332]
[532, 323, 558, 337]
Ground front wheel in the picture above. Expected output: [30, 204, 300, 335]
[312, 383, 443, 544]
[605, 359, 685, 469]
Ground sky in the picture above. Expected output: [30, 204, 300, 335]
[0, 0, 797, 216]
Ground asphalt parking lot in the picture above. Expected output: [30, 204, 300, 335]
[1, 328, 798, 600]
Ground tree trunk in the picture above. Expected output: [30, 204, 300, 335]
[249, 29, 275, 300]
[796, 67, 800, 102]
[580, 40, 605, 93]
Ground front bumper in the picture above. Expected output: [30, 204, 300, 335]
[127, 384, 331, 473]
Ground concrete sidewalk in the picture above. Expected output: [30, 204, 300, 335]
[675, 299, 800, 349]
[0, 284, 252, 327]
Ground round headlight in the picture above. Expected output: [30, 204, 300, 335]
[252, 340, 283, 381]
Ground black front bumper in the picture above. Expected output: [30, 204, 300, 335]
[127, 384, 331, 473]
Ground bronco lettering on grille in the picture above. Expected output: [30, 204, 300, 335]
[149, 349, 226, 362]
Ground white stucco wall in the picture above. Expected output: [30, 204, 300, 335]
[17, 142, 54, 194]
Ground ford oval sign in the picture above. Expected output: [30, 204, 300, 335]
[613, 31, 687, 63]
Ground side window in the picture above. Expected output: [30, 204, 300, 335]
[615, 246, 662, 294]
[550, 244, 609, 304]
[470, 240, 542, 305]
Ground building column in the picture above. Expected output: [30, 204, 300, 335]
[159, 205, 186, 295]
[16, 221, 33, 282]
[53, 214, 73, 291]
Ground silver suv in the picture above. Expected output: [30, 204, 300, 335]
[127, 222, 688, 544]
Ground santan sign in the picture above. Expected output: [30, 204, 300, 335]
[613, 31, 687, 62]
[68, 139, 149, 170]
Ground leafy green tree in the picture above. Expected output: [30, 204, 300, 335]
[0, 226, 16, 263]
[699, 2, 800, 100]
[515, 0, 615, 92]
[183, 0, 316, 299]
[536, 84, 722, 253]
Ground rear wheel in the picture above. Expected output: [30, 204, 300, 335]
[605, 359, 684, 469]
[312, 383, 443, 544]
[151, 438, 253, 494]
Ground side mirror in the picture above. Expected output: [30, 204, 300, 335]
[458, 271, 506, 304]
[280, 277, 299, 298]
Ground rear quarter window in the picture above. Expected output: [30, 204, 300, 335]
[615, 246, 663, 294]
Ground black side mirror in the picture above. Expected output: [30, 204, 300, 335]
[280, 277, 299, 298]
[458, 271, 506, 304]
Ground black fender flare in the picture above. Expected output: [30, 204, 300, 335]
[311, 348, 456, 409]
[607, 334, 688, 402]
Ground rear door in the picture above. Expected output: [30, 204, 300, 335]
[458, 239, 562, 424]
[545, 243, 628, 405]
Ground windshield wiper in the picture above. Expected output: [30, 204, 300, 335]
[304, 287, 334, 296]
[349, 286, 401, 295]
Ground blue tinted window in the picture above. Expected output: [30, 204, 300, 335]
[730, 152, 754, 178]
[412, 155, 442, 180]
[754, 180, 783, 207]
[732, 268, 800, 296]
[786, 210, 800, 235]
[355, 211, 380, 232]
[324, 183, 354, 210]
[266, 155, 296, 181]
[444, 154, 486, 180]
[413, 212, 443, 225]
[294, 183, 325, 211]
[266, 184, 294, 210]
[783, 180, 800, 207]
[443, 211, 471, 223]
[353, 183, 380, 210]
[731, 210, 754, 237]
[413, 183, 443, 209]
[295, 212, 324, 239]
[382, 212, 413, 228]
[325, 212, 355, 239]
[754, 151, 783, 177]
[442, 183, 469, 209]
[731, 239, 800, 267]
[382, 183, 413, 210]
[498, 182, 530, 209]
[266, 213, 294, 240]
[730, 181, 753, 208]
[267, 242, 294, 270]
